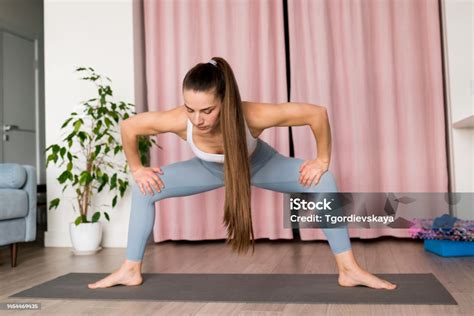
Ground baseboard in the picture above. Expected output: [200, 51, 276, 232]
[44, 229, 127, 248]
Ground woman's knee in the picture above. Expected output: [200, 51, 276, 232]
[131, 183, 158, 204]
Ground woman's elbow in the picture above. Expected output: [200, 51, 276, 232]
[119, 119, 133, 136]
[310, 104, 327, 118]
[119, 120, 126, 131]
[314, 104, 327, 113]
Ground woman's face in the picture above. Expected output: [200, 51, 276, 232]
[183, 89, 222, 134]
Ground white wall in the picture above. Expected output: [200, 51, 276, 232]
[44, 0, 142, 247]
[442, 0, 474, 220]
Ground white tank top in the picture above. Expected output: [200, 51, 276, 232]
[186, 118, 258, 163]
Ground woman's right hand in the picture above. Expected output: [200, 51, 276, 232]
[132, 166, 165, 195]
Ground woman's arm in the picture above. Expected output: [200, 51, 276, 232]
[244, 101, 331, 187]
[305, 105, 331, 164]
[244, 101, 331, 162]
[120, 107, 185, 172]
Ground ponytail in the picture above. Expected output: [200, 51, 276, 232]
[182, 57, 255, 254]
[212, 57, 255, 254]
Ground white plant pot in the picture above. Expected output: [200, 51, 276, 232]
[69, 222, 103, 255]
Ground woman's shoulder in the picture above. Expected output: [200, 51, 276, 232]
[242, 101, 270, 138]
[176, 105, 189, 140]
[241, 101, 283, 133]
[164, 105, 188, 140]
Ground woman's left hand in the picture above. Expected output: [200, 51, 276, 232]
[299, 158, 329, 188]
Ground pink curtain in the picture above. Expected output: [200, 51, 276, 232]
[288, 0, 448, 239]
[143, 0, 292, 241]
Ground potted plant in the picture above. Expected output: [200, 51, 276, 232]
[46, 67, 160, 254]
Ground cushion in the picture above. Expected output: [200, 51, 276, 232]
[0, 189, 29, 220]
[0, 164, 27, 189]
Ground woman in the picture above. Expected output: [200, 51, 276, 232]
[88, 57, 396, 290]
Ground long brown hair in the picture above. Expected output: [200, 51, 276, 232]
[182, 57, 255, 254]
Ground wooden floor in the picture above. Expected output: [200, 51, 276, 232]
[0, 229, 473, 315]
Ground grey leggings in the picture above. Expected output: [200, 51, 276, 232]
[126, 139, 351, 261]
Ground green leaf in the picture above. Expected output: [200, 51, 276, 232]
[119, 181, 127, 197]
[93, 120, 103, 134]
[114, 145, 121, 155]
[94, 145, 102, 157]
[96, 132, 104, 141]
[110, 173, 117, 190]
[64, 131, 76, 142]
[49, 198, 60, 210]
[104, 117, 112, 128]
[73, 119, 83, 133]
[46, 153, 58, 167]
[112, 195, 118, 207]
[73, 176, 79, 186]
[61, 117, 73, 129]
[74, 216, 82, 226]
[110, 112, 119, 123]
[79, 171, 93, 185]
[51, 144, 60, 154]
[104, 212, 110, 221]
[81, 214, 88, 223]
[57, 170, 72, 184]
[77, 131, 87, 143]
[67, 162, 73, 171]
[59, 147, 66, 159]
[91, 212, 100, 223]
[97, 173, 109, 192]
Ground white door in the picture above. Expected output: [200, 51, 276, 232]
[0, 30, 38, 175]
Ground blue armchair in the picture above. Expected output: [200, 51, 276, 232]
[0, 164, 37, 267]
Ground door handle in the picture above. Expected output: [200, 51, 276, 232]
[3, 124, 18, 132]
[2, 124, 34, 133]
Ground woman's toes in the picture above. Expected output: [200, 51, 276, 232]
[88, 280, 105, 289]
[87, 279, 111, 289]
[87, 272, 122, 289]
[384, 281, 397, 290]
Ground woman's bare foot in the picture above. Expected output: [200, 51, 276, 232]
[338, 266, 397, 290]
[334, 249, 396, 290]
[88, 260, 143, 289]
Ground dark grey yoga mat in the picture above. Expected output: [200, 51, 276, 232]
[10, 273, 457, 305]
